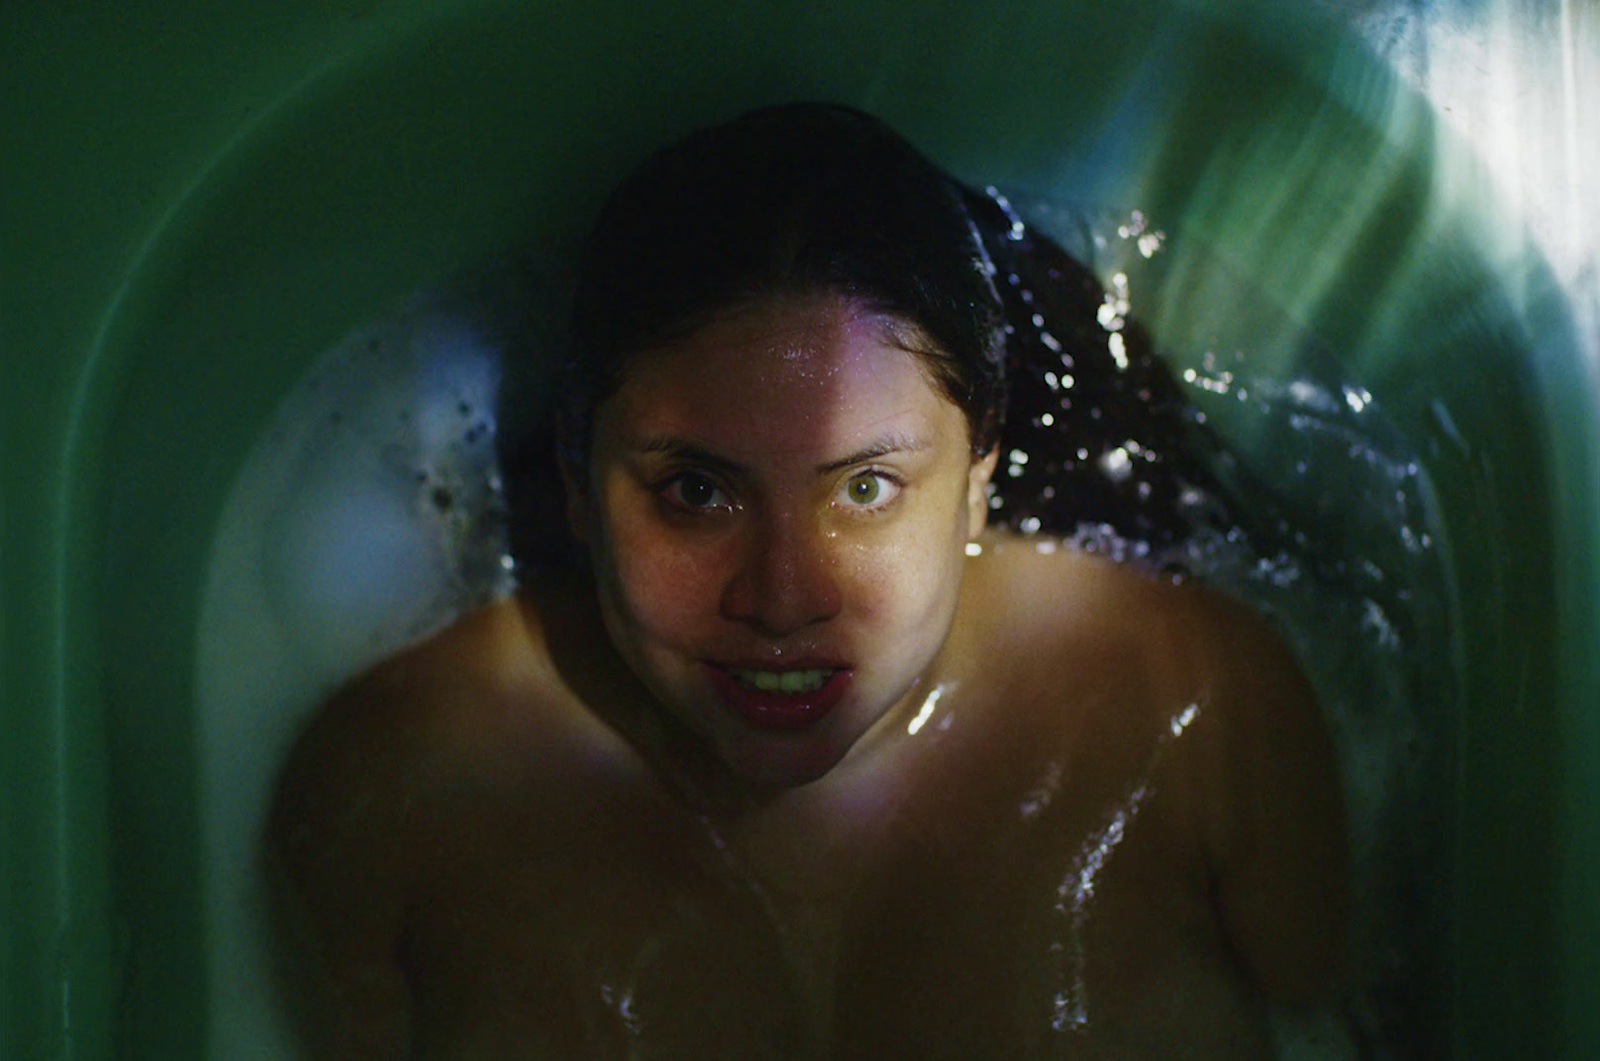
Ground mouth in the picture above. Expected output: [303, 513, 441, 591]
[703, 663, 853, 732]
[730, 667, 835, 693]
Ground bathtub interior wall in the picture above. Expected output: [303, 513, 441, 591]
[5, 0, 1597, 1059]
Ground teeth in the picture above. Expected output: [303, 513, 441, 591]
[733, 669, 831, 693]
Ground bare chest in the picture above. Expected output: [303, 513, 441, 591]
[400, 746, 1267, 1061]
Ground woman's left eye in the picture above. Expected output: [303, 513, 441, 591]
[837, 471, 900, 509]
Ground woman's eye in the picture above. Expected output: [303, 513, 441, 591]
[662, 472, 731, 511]
[838, 471, 900, 509]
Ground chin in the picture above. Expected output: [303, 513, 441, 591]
[717, 731, 853, 792]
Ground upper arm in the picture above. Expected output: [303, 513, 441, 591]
[264, 679, 422, 1059]
[1197, 602, 1350, 1011]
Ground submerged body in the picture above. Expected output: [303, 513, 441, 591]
[268, 295, 1347, 1059]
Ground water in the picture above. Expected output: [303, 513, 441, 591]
[196, 206, 1454, 1059]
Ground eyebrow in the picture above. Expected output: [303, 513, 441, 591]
[815, 433, 931, 473]
[627, 432, 931, 476]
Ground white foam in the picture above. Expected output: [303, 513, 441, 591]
[196, 283, 516, 1060]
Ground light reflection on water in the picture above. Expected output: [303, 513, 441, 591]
[1050, 699, 1201, 1036]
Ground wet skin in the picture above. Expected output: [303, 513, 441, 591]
[267, 295, 1349, 1059]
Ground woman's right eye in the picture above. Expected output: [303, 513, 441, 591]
[660, 472, 733, 512]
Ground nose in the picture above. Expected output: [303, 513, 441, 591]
[719, 510, 843, 637]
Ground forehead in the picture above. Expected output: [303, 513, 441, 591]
[598, 295, 964, 459]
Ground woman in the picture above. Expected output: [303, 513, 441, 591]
[268, 103, 1347, 1059]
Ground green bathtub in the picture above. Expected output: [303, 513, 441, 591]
[4, 0, 1596, 1057]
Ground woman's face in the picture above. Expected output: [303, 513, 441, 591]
[571, 293, 996, 790]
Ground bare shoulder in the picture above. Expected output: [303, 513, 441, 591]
[963, 535, 1269, 682]
[276, 601, 532, 795]
[966, 531, 1315, 699]
[267, 593, 591, 862]
[263, 594, 591, 1056]
[965, 534, 1349, 1010]
[1130, 563, 1351, 1012]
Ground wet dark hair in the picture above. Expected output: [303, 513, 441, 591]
[962, 189, 1236, 555]
[561, 102, 1008, 462]
[501, 102, 1244, 573]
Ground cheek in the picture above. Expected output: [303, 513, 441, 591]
[598, 508, 721, 637]
[835, 479, 971, 623]
[837, 526, 963, 631]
